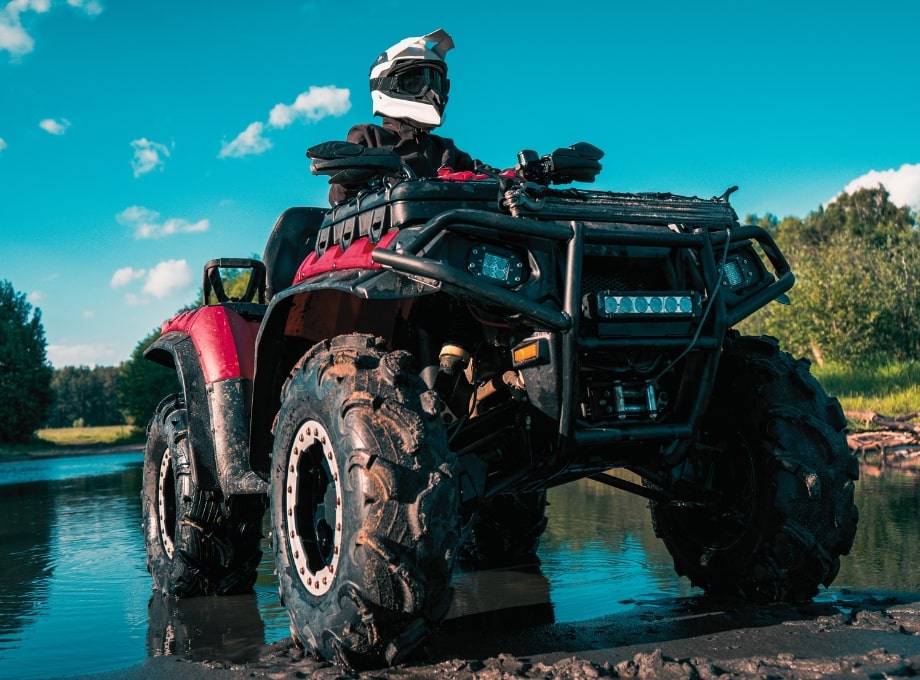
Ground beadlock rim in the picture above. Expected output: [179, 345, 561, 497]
[286, 419, 343, 597]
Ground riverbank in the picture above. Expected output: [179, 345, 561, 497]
[0, 442, 145, 462]
[81, 589, 920, 680]
[0, 425, 145, 461]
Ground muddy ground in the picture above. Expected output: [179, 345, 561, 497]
[81, 588, 920, 680]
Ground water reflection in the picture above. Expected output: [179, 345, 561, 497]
[836, 468, 920, 592]
[146, 591, 265, 663]
[0, 454, 918, 679]
[0, 454, 149, 679]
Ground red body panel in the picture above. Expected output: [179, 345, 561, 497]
[161, 306, 259, 383]
[293, 231, 399, 285]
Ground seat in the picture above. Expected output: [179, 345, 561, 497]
[262, 207, 327, 299]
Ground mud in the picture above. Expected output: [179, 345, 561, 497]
[80, 589, 920, 680]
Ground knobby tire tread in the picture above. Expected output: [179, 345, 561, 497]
[142, 395, 265, 597]
[651, 332, 859, 602]
[271, 334, 458, 668]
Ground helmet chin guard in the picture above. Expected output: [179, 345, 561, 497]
[369, 28, 454, 129]
[370, 90, 447, 128]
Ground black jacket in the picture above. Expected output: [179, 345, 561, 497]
[328, 117, 477, 205]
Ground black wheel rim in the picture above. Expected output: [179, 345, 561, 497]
[671, 437, 758, 554]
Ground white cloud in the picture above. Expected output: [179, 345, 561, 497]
[0, 0, 46, 58]
[115, 259, 194, 305]
[131, 137, 170, 177]
[27, 289, 44, 304]
[268, 86, 351, 128]
[39, 117, 70, 135]
[142, 259, 193, 299]
[2, 0, 100, 58]
[124, 292, 147, 306]
[218, 121, 272, 159]
[0, 137, 7, 151]
[110, 266, 145, 289]
[19, 0, 52, 10]
[116, 205, 209, 239]
[82, 310, 94, 319]
[66, 0, 102, 16]
[47, 343, 119, 368]
[841, 163, 920, 214]
[220, 86, 350, 159]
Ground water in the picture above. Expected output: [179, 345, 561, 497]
[0, 452, 916, 679]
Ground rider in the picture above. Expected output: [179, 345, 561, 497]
[328, 28, 482, 205]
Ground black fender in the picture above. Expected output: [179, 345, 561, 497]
[248, 266, 429, 476]
[146, 331, 221, 491]
[145, 307, 268, 496]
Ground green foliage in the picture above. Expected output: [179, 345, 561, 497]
[0, 280, 54, 442]
[192, 256, 264, 307]
[118, 327, 181, 426]
[813, 361, 920, 417]
[741, 186, 920, 366]
[36, 424, 144, 447]
[47, 365, 125, 428]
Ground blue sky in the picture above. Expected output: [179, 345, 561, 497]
[2, 0, 918, 368]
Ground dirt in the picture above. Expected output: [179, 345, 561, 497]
[80, 589, 920, 680]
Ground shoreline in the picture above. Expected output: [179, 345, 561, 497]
[1, 443, 145, 462]
[79, 588, 920, 680]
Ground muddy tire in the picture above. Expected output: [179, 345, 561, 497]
[142, 395, 266, 597]
[461, 492, 548, 568]
[651, 333, 859, 602]
[271, 334, 459, 668]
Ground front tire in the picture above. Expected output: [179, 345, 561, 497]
[651, 333, 859, 602]
[271, 334, 459, 668]
[142, 395, 266, 597]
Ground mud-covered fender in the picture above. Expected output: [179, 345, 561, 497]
[247, 252, 426, 476]
[145, 305, 267, 495]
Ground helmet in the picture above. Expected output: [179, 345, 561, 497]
[369, 28, 454, 129]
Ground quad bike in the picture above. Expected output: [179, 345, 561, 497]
[140, 140, 858, 668]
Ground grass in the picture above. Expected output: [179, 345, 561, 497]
[0, 425, 145, 460]
[813, 361, 920, 419]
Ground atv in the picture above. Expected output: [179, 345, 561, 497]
[140, 140, 858, 668]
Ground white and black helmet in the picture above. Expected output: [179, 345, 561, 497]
[369, 28, 454, 129]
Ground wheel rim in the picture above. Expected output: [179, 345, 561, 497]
[286, 419, 343, 597]
[157, 447, 176, 558]
[673, 440, 758, 553]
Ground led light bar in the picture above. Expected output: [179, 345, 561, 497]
[595, 291, 700, 319]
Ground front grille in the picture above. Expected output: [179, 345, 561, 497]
[579, 258, 667, 298]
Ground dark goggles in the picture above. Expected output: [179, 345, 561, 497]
[372, 65, 450, 97]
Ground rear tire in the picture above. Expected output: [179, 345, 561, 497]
[651, 333, 859, 602]
[271, 334, 459, 668]
[142, 395, 266, 597]
[460, 492, 548, 568]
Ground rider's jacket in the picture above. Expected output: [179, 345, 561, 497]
[328, 117, 478, 205]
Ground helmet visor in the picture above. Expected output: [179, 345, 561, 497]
[395, 65, 449, 96]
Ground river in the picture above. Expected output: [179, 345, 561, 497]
[0, 452, 915, 679]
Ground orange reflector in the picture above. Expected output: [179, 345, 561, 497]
[512, 342, 540, 365]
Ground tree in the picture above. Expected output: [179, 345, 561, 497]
[742, 186, 920, 365]
[743, 212, 779, 233]
[47, 365, 125, 428]
[118, 327, 181, 427]
[0, 280, 54, 442]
